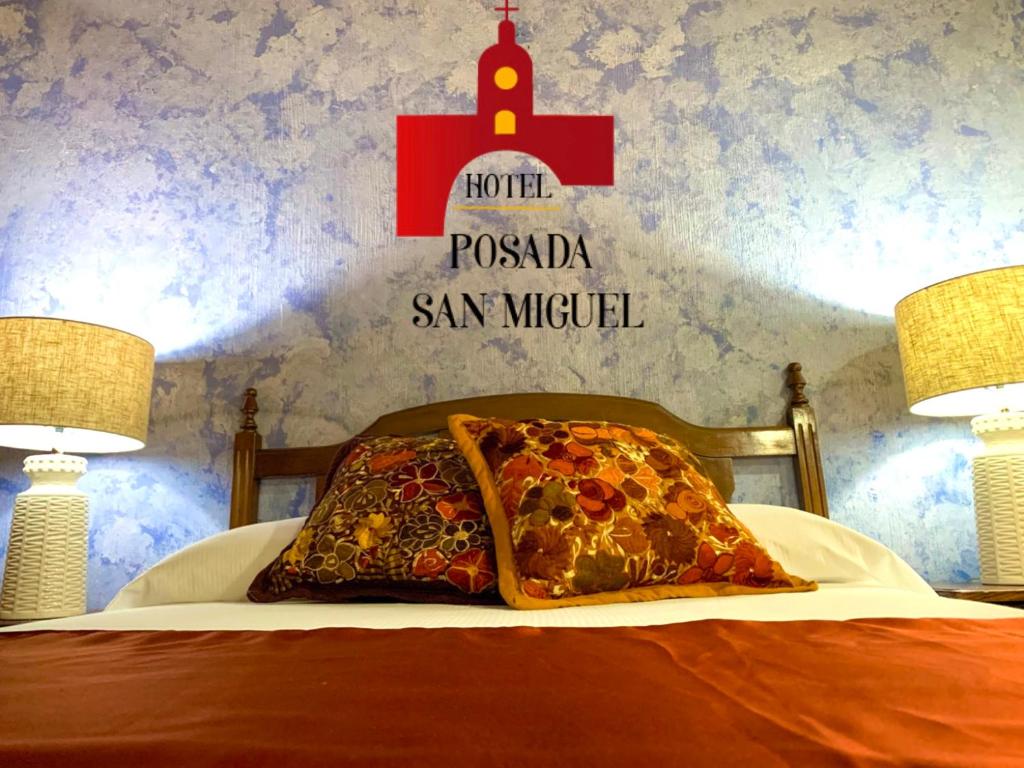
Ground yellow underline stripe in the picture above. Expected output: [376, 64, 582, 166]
[453, 204, 563, 212]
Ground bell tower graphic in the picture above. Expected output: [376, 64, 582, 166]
[396, 2, 615, 237]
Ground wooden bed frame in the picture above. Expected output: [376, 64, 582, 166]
[229, 362, 828, 527]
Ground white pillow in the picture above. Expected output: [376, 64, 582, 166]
[107, 517, 305, 611]
[107, 504, 932, 610]
[730, 504, 932, 595]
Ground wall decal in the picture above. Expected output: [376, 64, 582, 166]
[396, 2, 614, 237]
[398, 2, 639, 331]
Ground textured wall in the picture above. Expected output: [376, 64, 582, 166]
[0, 0, 1021, 610]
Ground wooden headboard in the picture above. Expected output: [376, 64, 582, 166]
[229, 362, 828, 528]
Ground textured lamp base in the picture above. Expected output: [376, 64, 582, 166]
[973, 413, 1024, 585]
[0, 454, 89, 619]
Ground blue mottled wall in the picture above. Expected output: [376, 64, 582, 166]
[0, 0, 1020, 610]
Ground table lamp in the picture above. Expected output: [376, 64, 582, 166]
[895, 265, 1024, 584]
[0, 317, 154, 619]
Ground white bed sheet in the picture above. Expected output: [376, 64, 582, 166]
[2, 584, 1018, 633]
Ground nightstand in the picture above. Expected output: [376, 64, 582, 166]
[933, 583, 1024, 608]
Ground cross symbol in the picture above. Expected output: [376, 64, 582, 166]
[494, 1, 519, 21]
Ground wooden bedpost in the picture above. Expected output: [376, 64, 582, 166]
[786, 363, 829, 518]
[229, 388, 263, 529]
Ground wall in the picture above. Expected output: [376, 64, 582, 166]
[0, 0, 1020, 610]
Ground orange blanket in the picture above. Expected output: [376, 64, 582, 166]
[2, 618, 1023, 767]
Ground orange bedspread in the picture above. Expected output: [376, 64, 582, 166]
[2, 617, 1023, 767]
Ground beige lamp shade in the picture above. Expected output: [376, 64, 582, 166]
[0, 317, 155, 453]
[895, 265, 1024, 417]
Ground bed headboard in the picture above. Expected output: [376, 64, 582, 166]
[229, 362, 828, 528]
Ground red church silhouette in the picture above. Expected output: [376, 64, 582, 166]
[396, 3, 615, 237]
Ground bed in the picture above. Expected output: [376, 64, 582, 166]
[2, 362, 1023, 767]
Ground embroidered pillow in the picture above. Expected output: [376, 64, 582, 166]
[448, 415, 815, 609]
[248, 435, 500, 604]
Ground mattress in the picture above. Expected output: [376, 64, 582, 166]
[4, 504, 1023, 767]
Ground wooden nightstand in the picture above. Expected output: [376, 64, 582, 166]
[933, 583, 1024, 608]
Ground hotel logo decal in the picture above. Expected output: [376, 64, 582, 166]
[397, 2, 644, 330]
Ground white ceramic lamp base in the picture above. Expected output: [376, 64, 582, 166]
[972, 412, 1024, 585]
[0, 454, 89, 619]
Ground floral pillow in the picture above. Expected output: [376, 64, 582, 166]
[248, 435, 500, 604]
[448, 415, 815, 609]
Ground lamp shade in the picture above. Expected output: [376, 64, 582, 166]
[895, 265, 1024, 417]
[0, 317, 155, 453]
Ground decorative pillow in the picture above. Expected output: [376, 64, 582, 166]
[448, 415, 816, 609]
[248, 435, 500, 604]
